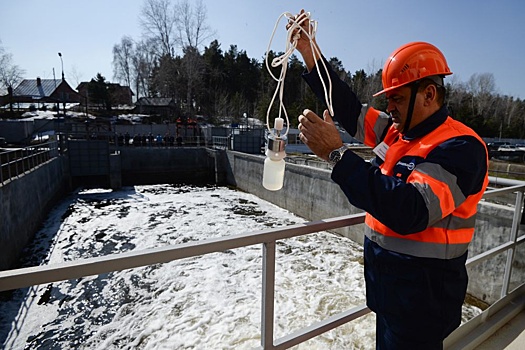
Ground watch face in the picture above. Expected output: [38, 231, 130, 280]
[329, 146, 348, 165]
[329, 150, 341, 163]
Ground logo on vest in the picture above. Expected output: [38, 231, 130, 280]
[396, 161, 415, 171]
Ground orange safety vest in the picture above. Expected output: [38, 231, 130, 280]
[365, 115, 489, 259]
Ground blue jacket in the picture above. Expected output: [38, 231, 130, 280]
[303, 57, 488, 343]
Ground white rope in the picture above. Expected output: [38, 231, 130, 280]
[265, 11, 334, 137]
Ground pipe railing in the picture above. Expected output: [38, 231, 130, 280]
[0, 141, 59, 186]
[0, 184, 524, 349]
[212, 136, 229, 150]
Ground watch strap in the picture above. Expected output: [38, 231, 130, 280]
[328, 144, 349, 166]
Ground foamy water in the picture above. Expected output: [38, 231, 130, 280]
[0, 185, 480, 349]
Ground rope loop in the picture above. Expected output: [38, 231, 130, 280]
[265, 11, 334, 137]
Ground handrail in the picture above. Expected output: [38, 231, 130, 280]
[0, 184, 524, 349]
[0, 141, 59, 186]
[0, 214, 365, 291]
[212, 136, 229, 150]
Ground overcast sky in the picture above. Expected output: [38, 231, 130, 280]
[1, 0, 524, 99]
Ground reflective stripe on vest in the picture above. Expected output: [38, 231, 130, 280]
[354, 106, 390, 147]
[410, 162, 466, 225]
[365, 225, 471, 259]
[365, 116, 489, 259]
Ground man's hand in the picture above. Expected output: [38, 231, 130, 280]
[298, 109, 343, 161]
[286, 9, 321, 72]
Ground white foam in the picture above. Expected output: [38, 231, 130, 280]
[0, 185, 480, 349]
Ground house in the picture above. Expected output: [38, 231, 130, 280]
[1, 77, 80, 109]
[76, 82, 134, 107]
[134, 97, 178, 119]
[108, 83, 134, 106]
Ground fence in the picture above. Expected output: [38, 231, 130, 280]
[0, 141, 59, 186]
[0, 183, 524, 349]
[212, 136, 229, 150]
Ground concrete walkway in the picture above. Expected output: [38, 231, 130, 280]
[476, 310, 525, 349]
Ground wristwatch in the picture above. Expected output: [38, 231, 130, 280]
[328, 144, 349, 167]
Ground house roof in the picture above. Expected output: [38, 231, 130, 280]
[135, 97, 175, 106]
[13, 79, 61, 98]
[77, 82, 134, 94]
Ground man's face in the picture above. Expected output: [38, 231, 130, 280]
[385, 85, 414, 132]
[386, 86, 432, 132]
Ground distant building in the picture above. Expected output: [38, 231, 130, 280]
[76, 82, 134, 107]
[1, 77, 80, 108]
[134, 97, 178, 120]
[108, 83, 134, 106]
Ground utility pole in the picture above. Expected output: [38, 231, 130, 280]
[58, 52, 65, 116]
[53, 68, 59, 115]
[58, 52, 64, 81]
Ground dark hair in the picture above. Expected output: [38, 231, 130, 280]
[417, 76, 446, 105]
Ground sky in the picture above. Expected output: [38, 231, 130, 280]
[1, 0, 524, 99]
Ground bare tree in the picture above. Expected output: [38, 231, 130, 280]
[446, 75, 468, 109]
[502, 95, 520, 128]
[0, 41, 25, 95]
[173, 0, 214, 117]
[68, 65, 84, 89]
[132, 39, 157, 99]
[139, 0, 177, 57]
[138, 0, 214, 112]
[174, 0, 215, 51]
[468, 72, 496, 116]
[362, 59, 383, 104]
[112, 36, 135, 88]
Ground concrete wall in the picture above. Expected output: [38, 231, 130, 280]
[0, 121, 34, 144]
[0, 147, 222, 271]
[118, 147, 219, 186]
[0, 157, 69, 270]
[468, 202, 525, 304]
[0, 119, 57, 145]
[489, 161, 525, 180]
[224, 151, 366, 243]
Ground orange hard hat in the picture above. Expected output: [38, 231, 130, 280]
[373, 41, 452, 97]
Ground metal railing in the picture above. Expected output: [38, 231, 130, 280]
[113, 134, 205, 147]
[444, 182, 525, 349]
[212, 136, 229, 150]
[0, 141, 59, 186]
[0, 183, 524, 349]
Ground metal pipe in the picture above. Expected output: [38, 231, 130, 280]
[261, 241, 276, 349]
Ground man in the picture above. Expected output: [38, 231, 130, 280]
[292, 11, 489, 350]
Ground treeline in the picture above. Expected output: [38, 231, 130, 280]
[110, 0, 524, 138]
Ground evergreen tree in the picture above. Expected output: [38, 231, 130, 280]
[113, 22, 525, 137]
[88, 73, 112, 111]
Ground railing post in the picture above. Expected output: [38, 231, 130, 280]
[261, 241, 276, 349]
[15, 150, 19, 177]
[7, 151, 12, 181]
[501, 189, 523, 298]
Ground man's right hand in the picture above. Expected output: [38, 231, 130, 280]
[298, 109, 342, 161]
